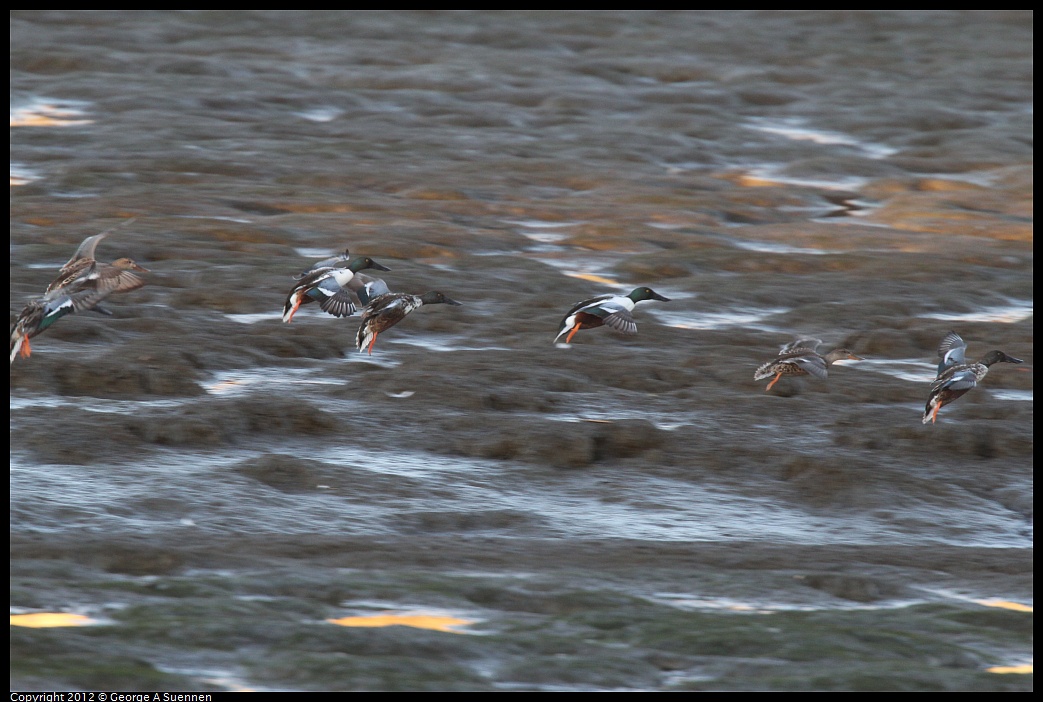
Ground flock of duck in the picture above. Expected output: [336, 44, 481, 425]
[9, 230, 1025, 425]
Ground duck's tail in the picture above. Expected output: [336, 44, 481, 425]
[282, 292, 302, 323]
[10, 332, 28, 364]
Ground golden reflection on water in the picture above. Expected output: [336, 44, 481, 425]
[327, 612, 475, 634]
[10, 104, 93, 127]
[987, 664, 1033, 675]
[10, 612, 96, 628]
[565, 272, 620, 285]
[206, 379, 244, 394]
[975, 599, 1033, 613]
[734, 174, 779, 188]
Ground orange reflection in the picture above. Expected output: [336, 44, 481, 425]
[10, 104, 93, 127]
[565, 272, 619, 285]
[327, 612, 474, 634]
[987, 664, 1033, 675]
[10, 612, 96, 628]
[975, 599, 1033, 613]
[735, 174, 779, 188]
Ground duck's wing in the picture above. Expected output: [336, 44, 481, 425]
[930, 365, 978, 394]
[936, 331, 967, 376]
[597, 305, 638, 335]
[64, 230, 112, 268]
[54, 218, 138, 276]
[560, 293, 612, 318]
[314, 277, 357, 317]
[780, 338, 822, 354]
[84, 264, 147, 296]
[783, 351, 829, 379]
[291, 266, 337, 291]
[46, 257, 97, 293]
[294, 249, 351, 279]
[348, 273, 391, 306]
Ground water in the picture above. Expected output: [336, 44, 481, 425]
[10, 10, 1032, 692]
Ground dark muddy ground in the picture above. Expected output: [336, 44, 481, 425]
[11, 11, 1032, 691]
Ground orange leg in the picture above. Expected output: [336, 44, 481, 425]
[367, 332, 378, 355]
[19, 335, 32, 359]
[765, 372, 782, 391]
[929, 403, 941, 424]
[565, 324, 581, 344]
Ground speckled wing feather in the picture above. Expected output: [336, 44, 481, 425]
[784, 352, 829, 379]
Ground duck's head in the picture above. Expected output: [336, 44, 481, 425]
[980, 350, 1024, 367]
[347, 256, 392, 273]
[111, 258, 150, 273]
[627, 287, 670, 303]
[825, 348, 863, 363]
[420, 291, 461, 306]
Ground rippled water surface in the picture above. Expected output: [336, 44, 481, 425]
[11, 11, 1032, 691]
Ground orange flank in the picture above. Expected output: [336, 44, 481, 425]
[765, 372, 782, 391]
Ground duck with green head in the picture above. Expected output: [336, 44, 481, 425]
[282, 255, 392, 323]
[923, 331, 1023, 424]
[554, 286, 670, 344]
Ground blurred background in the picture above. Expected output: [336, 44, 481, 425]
[10, 11, 1032, 691]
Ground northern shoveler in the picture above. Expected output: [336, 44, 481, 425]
[922, 331, 1023, 424]
[44, 217, 139, 294]
[293, 249, 389, 307]
[282, 256, 392, 323]
[355, 291, 461, 355]
[754, 338, 863, 391]
[553, 286, 670, 344]
[10, 257, 149, 363]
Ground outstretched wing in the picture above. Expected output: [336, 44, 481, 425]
[930, 366, 978, 394]
[936, 331, 967, 376]
[780, 338, 822, 354]
[349, 273, 391, 307]
[785, 352, 829, 379]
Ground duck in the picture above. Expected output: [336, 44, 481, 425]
[42, 218, 140, 295]
[554, 286, 670, 344]
[292, 248, 390, 307]
[922, 331, 1023, 424]
[282, 256, 392, 323]
[355, 291, 461, 355]
[754, 338, 863, 391]
[10, 257, 149, 363]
